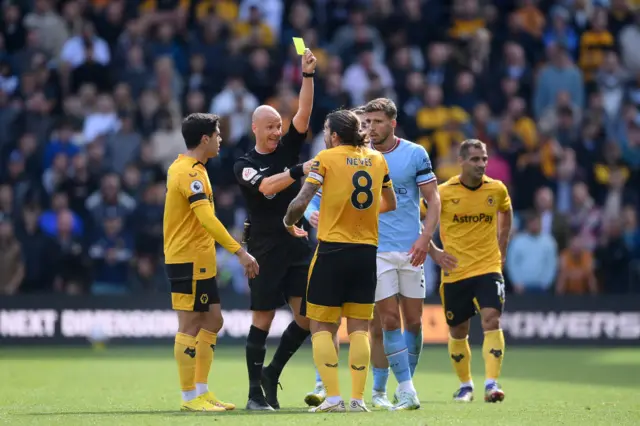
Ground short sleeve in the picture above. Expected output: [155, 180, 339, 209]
[382, 156, 392, 188]
[280, 122, 308, 157]
[415, 145, 436, 186]
[175, 171, 210, 209]
[233, 158, 265, 192]
[306, 153, 325, 186]
[498, 182, 512, 212]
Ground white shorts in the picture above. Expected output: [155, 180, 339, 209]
[375, 251, 426, 302]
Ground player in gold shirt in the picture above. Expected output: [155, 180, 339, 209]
[164, 113, 259, 412]
[429, 139, 513, 403]
[283, 109, 396, 413]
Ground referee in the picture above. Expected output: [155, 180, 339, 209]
[233, 49, 317, 411]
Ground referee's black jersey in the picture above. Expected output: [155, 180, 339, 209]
[233, 124, 308, 235]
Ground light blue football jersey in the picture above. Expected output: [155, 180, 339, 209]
[377, 138, 435, 253]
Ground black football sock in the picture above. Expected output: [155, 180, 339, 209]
[266, 321, 310, 379]
[246, 325, 269, 399]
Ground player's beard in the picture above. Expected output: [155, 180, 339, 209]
[324, 134, 332, 149]
[371, 128, 392, 147]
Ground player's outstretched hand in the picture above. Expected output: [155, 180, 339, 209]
[309, 211, 319, 228]
[432, 249, 458, 273]
[285, 223, 309, 239]
[408, 235, 430, 267]
[302, 49, 317, 74]
[236, 248, 259, 278]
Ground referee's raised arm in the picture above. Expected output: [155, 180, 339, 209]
[290, 48, 315, 136]
[231, 48, 318, 411]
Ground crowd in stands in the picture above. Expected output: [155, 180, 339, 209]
[0, 0, 639, 298]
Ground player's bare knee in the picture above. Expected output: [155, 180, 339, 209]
[252, 310, 276, 331]
[481, 313, 500, 331]
[206, 311, 224, 333]
[404, 317, 422, 335]
[346, 318, 369, 335]
[369, 320, 383, 341]
[380, 311, 401, 331]
[449, 322, 470, 340]
[177, 311, 201, 336]
[293, 312, 310, 330]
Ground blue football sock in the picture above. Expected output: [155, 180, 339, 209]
[315, 367, 322, 384]
[404, 328, 423, 377]
[372, 367, 389, 393]
[383, 328, 411, 385]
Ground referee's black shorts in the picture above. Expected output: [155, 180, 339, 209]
[247, 233, 312, 311]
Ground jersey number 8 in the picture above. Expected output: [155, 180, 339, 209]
[351, 170, 373, 210]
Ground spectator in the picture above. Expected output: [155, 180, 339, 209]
[84, 173, 136, 236]
[0, 214, 24, 295]
[507, 212, 559, 293]
[105, 112, 142, 174]
[60, 21, 110, 69]
[16, 204, 57, 293]
[209, 75, 258, 144]
[52, 209, 91, 294]
[534, 44, 584, 118]
[618, 9, 640, 76]
[556, 233, 598, 295]
[23, 0, 68, 59]
[88, 211, 133, 294]
[596, 218, 632, 294]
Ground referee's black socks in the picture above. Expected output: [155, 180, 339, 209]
[266, 321, 310, 378]
[246, 325, 269, 398]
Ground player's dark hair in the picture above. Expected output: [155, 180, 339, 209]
[326, 110, 367, 147]
[363, 98, 397, 120]
[181, 113, 220, 150]
[458, 139, 487, 159]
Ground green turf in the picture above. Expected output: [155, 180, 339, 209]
[1, 344, 639, 425]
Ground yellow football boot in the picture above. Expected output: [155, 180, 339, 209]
[201, 391, 236, 410]
[180, 394, 226, 412]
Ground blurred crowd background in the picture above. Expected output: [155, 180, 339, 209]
[0, 0, 639, 299]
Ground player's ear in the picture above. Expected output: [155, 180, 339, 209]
[391, 119, 397, 128]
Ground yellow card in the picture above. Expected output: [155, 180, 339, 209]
[292, 37, 306, 55]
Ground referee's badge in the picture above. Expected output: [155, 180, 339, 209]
[242, 167, 258, 181]
[190, 180, 204, 193]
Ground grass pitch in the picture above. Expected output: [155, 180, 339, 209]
[1, 344, 639, 425]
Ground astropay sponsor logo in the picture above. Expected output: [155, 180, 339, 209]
[501, 311, 640, 340]
[0, 309, 293, 339]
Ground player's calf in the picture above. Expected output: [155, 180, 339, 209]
[192, 307, 235, 410]
[480, 307, 505, 399]
[377, 296, 418, 407]
[369, 310, 391, 407]
[305, 324, 338, 407]
[400, 296, 424, 377]
[448, 321, 474, 401]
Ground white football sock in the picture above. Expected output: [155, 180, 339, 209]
[182, 389, 198, 402]
[196, 383, 208, 395]
[397, 380, 416, 394]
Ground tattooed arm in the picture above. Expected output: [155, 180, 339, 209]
[284, 181, 321, 229]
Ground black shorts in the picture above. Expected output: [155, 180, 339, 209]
[247, 234, 312, 311]
[166, 263, 220, 312]
[439, 272, 505, 326]
[302, 242, 377, 323]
